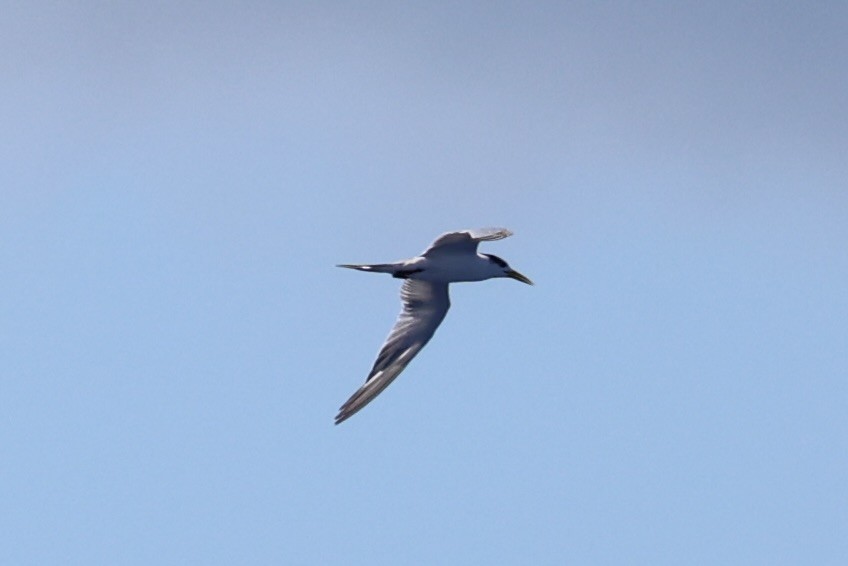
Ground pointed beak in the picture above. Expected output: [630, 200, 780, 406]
[506, 269, 534, 285]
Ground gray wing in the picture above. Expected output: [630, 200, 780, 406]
[335, 280, 451, 424]
[421, 227, 513, 257]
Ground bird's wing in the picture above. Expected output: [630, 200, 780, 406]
[421, 227, 513, 257]
[335, 280, 450, 424]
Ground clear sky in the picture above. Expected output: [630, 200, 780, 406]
[2, 2, 846, 564]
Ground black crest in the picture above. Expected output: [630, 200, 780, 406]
[483, 253, 508, 268]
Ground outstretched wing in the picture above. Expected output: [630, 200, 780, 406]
[335, 280, 451, 424]
[421, 227, 513, 257]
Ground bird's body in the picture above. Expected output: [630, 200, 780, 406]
[335, 228, 532, 425]
[339, 254, 507, 283]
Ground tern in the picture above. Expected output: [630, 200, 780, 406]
[335, 227, 532, 424]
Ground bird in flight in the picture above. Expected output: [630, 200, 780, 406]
[335, 227, 533, 424]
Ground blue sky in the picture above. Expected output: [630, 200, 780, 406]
[2, 2, 846, 564]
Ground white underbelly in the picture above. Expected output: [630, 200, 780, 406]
[406, 255, 492, 283]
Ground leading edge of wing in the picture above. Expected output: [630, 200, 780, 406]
[335, 280, 450, 424]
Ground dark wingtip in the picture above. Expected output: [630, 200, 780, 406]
[334, 400, 355, 425]
[335, 410, 353, 425]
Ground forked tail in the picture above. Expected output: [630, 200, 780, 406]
[336, 263, 397, 274]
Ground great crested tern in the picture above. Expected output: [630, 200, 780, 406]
[335, 227, 532, 424]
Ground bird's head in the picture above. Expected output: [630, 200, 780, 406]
[483, 254, 534, 285]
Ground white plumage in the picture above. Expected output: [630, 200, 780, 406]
[335, 228, 532, 424]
